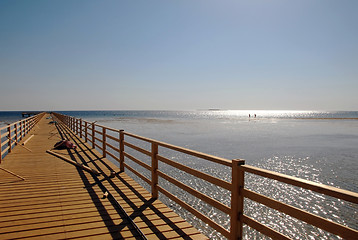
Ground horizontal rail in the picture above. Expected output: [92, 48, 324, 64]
[124, 162, 151, 185]
[158, 170, 231, 214]
[242, 215, 291, 240]
[158, 154, 231, 190]
[243, 189, 358, 239]
[124, 141, 151, 156]
[1, 147, 9, 156]
[158, 186, 230, 238]
[124, 132, 232, 167]
[106, 142, 120, 152]
[94, 142, 102, 150]
[242, 165, 358, 204]
[106, 134, 120, 142]
[103, 126, 122, 133]
[123, 152, 151, 171]
[105, 150, 120, 162]
[1, 112, 45, 162]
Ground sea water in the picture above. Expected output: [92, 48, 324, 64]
[1, 110, 357, 239]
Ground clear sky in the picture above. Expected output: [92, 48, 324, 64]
[1, 0, 357, 111]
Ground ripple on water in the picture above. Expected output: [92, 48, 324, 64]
[106, 145, 357, 239]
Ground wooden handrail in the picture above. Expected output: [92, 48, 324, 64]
[243, 189, 358, 239]
[124, 131, 232, 167]
[123, 152, 151, 170]
[0, 112, 45, 163]
[158, 170, 231, 214]
[242, 215, 291, 240]
[52, 112, 358, 240]
[242, 165, 358, 204]
[157, 154, 232, 190]
[158, 185, 231, 238]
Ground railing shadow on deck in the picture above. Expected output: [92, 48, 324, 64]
[54, 119, 196, 239]
[49, 113, 358, 239]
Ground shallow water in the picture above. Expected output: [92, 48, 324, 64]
[73, 111, 358, 239]
[1, 110, 357, 239]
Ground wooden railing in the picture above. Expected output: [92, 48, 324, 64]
[0, 112, 45, 163]
[52, 112, 358, 240]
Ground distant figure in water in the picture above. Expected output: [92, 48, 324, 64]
[249, 114, 251, 118]
[254, 114, 256, 118]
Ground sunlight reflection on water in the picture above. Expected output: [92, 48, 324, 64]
[64, 110, 358, 239]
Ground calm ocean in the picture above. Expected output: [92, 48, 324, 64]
[1, 110, 357, 239]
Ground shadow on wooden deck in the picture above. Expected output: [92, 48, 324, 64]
[54, 121, 204, 239]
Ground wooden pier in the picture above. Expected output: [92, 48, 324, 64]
[21, 112, 41, 118]
[1, 112, 358, 239]
[0, 114, 207, 239]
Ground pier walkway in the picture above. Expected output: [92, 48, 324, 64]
[0, 114, 207, 240]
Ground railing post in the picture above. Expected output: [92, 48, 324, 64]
[92, 122, 95, 149]
[71, 117, 74, 132]
[84, 122, 88, 142]
[80, 119, 83, 139]
[119, 130, 124, 172]
[230, 159, 245, 240]
[25, 119, 28, 134]
[102, 127, 106, 157]
[151, 142, 159, 199]
[20, 121, 23, 140]
[15, 123, 18, 143]
[7, 125, 11, 153]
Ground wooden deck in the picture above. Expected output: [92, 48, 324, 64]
[0, 114, 208, 240]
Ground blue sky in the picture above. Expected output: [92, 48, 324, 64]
[1, 0, 357, 111]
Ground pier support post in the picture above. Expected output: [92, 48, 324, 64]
[119, 130, 124, 172]
[230, 159, 245, 240]
[151, 142, 159, 199]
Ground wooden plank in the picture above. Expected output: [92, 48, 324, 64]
[0, 113, 208, 240]
[46, 150, 101, 176]
[22, 134, 34, 145]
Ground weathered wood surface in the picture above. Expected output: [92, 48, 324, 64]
[0, 114, 207, 240]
